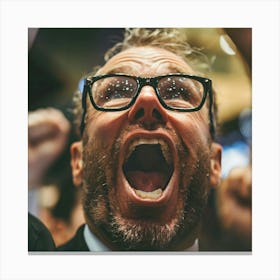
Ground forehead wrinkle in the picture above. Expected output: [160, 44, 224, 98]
[151, 61, 191, 75]
[97, 47, 195, 77]
[99, 58, 193, 77]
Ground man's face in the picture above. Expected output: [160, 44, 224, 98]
[71, 46, 221, 250]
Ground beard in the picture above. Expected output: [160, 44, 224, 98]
[81, 130, 211, 251]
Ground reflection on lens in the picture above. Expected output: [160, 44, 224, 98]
[158, 76, 203, 109]
[92, 76, 137, 108]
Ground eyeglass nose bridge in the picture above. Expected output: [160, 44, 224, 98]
[137, 77, 158, 94]
[139, 77, 153, 84]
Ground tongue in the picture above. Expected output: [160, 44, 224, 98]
[126, 171, 166, 192]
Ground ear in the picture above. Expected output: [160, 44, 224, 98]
[70, 141, 83, 187]
[209, 142, 222, 188]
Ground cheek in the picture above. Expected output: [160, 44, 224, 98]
[86, 110, 128, 146]
[168, 110, 210, 147]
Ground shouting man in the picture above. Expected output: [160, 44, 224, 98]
[58, 28, 222, 251]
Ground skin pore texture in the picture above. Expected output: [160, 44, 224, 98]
[71, 46, 222, 251]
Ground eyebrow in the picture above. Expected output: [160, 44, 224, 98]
[167, 66, 189, 74]
[102, 66, 137, 76]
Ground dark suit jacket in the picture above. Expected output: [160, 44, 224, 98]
[56, 224, 89, 251]
[28, 213, 56, 251]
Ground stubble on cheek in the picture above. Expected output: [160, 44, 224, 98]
[185, 159, 210, 224]
[167, 137, 212, 245]
[81, 135, 116, 228]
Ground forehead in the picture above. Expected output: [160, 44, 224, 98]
[97, 46, 195, 77]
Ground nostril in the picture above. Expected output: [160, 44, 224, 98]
[152, 109, 164, 122]
[134, 108, 144, 121]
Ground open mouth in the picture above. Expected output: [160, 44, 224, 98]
[123, 139, 174, 200]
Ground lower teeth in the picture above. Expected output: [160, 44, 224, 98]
[134, 188, 163, 199]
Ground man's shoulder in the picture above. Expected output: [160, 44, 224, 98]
[57, 224, 89, 251]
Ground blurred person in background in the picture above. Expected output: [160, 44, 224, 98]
[200, 28, 252, 251]
[28, 108, 84, 250]
[217, 28, 252, 250]
[215, 28, 252, 249]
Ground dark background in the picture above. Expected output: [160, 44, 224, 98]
[29, 28, 124, 112]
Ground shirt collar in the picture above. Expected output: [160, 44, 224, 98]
[84, 224, 110, 251]
[84, 224, 199, 252]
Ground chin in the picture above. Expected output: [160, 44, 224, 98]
[108, 213, 181, 251]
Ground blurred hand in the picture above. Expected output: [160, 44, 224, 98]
[217, 166, 252, 246]
[28, 108, 70, 187]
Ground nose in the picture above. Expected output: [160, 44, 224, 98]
[128, 86, 168, 129]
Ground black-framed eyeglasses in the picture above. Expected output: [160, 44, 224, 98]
[80, 73, 215, 137]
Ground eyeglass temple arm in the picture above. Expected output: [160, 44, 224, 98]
[80, 79, 89, 135]
[208, 84, 216, 139]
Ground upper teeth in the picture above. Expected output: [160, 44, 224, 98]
[126, 138, 172, 164]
